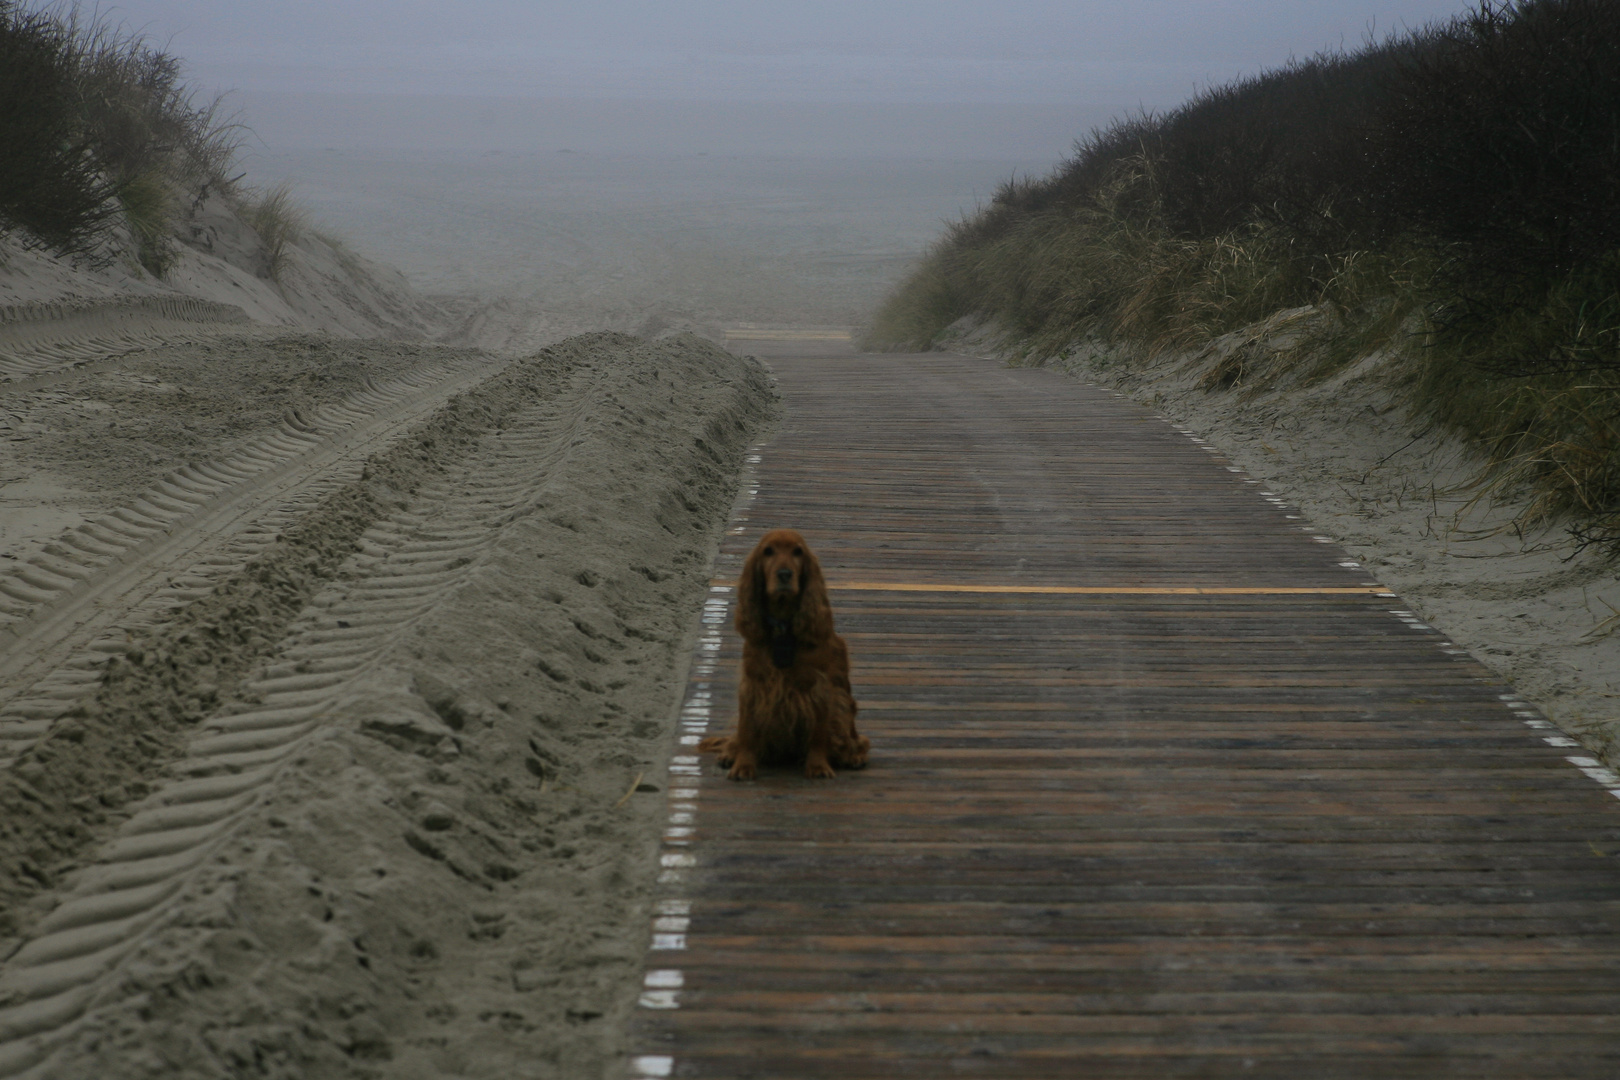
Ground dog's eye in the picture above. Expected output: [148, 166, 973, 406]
[793, 547, 803, 557]
[762, 546, 774, 556]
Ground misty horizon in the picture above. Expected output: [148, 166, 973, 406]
[98, 0, 1492, 323]
[108, 1, 1482, 159]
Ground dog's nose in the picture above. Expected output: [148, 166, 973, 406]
[776, 567, 793, 585]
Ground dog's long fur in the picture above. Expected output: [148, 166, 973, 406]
[699, 529, 868, 780]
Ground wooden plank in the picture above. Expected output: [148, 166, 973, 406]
[628, 352, 1620, 1078]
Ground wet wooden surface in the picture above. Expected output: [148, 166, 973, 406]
[630, 349, 1620, 1079]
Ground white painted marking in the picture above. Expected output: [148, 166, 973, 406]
[1544, 735, 1581, 748]
[656, 899, 691, 916]
[654, 916, 691, 933]
[661, 853, 696, 868]
[671, 788, 698, 799]
[669, 811, 695, 824]
[633, 1055, 675, 1078]
[1524, 719, 1553, 729]
[646, 970, 684, 988]
[678, 736, 701, 746]
[664, 827, 694, 840]
[639, 990, 681, 1009]
[652, 934, 687, 950]
[673, 756, 699, 765]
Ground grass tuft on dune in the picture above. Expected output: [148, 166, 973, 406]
[0, 1, 312, 280]
[868, 0, 1620, 548]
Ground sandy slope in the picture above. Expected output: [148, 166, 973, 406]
[0, 191, 442, 342]
[965, 317, 1620, 771]
[0, 331, 774, 1078]
[0, 174, 795, 1078]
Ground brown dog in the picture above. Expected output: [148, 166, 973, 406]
[699, 529, 868, 780]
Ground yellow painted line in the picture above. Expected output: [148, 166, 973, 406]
[724, 331, 851, 341]
[709, 580, 1394, 596]
[834, 583, 1393, 595]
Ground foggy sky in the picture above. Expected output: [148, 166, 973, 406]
[113, 1, 1475, 105]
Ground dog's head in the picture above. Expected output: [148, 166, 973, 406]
[756, 529, 811, 606]
[737, 528, 832, 649]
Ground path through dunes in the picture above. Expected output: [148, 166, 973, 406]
[630, 347, 1620, 1078]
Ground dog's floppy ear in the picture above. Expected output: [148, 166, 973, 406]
[734, 540, 767, 643]
[793, 542, 834, 644]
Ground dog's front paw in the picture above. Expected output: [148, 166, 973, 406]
[699, 735, 736, 767]
[804, 755, 836, 780]
[726, 750, 757, 781]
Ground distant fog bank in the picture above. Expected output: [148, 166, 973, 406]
[238, 93, 1096, 161]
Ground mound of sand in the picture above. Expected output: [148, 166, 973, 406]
[0, 187, 443, 342]
[0, 332, 775, 1079]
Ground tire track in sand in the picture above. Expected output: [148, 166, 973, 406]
[0, 299, 251, 389]
[0, 358, 607, 1076]
[0, 353, 506, 768]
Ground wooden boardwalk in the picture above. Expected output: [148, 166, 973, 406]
[629, 350, 1620, 1079]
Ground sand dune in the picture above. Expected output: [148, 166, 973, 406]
[0, 323, 772, 1076]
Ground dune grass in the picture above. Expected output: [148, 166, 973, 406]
[869, 0, 1620, 548]
[245, 182, 306, 281]
[0, 1, 244, 271]
[0, 2, 115, 256]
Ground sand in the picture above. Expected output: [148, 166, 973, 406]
[957, 314, 1620, 771]
[0, 326, 775, 1078]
